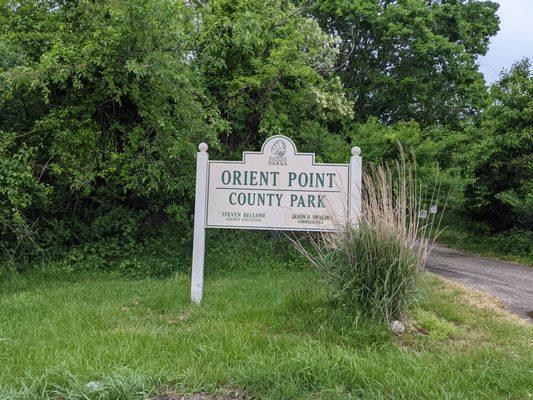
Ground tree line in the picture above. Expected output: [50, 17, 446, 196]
[0, 0, 531, 262]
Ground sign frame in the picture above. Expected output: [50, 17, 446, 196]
[191, 135, 361, 303]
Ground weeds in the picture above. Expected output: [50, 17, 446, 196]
[292, 149, 445, 321]
[0, 369, 156, 400]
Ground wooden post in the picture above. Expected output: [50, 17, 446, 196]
[349, 146, 362, 225]
[191, 143, 209, 304]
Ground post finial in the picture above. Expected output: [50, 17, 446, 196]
[351, 146, 361, 157]
[198, 143, 208, 153]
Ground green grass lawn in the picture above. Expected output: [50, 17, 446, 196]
[1, 263, 532, 400]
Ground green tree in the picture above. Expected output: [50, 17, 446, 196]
[0, 0, 355, 258]
[309, 0, 499, 126]
[0, 0, 220, 254]
[196, 0, 353, 160]
[461, 59, 533, 231]
[347, 119, 471, 211]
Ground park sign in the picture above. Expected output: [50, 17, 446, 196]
[191, 135, 361, 303]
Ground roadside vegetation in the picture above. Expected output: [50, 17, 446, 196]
[1, 0, 531, 266]
[293, 153, 443, 321]
[1, 235, 532, 399]
[0, 1, 531, 398]
[438, 216, 533, 265]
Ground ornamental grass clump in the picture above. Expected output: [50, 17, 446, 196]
[292, 151, 444, 322]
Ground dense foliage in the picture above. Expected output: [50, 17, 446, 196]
[197, 0, 352, 157]
[461, 60, 533, 231]
[0, 0, 349, 260]
[294, 156, 440, 321]
[1, 0, 219, 258]
[0, 0, 531, 264]
[310, 0, 499, 126]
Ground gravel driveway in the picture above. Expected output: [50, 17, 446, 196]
[426, 246, 533, 322]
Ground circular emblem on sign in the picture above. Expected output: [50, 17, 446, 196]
[271, 140, 286, 157]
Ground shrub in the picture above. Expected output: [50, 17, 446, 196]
[0, 0, 353, 260]
[292, 151, 444, 322]
[460, 59, 533, 231]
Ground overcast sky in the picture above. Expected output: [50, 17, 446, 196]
[477, 0, 533, 83]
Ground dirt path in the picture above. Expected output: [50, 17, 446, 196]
[426, 246, 533, 322]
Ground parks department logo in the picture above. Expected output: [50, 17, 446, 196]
[269, 139, 287, 165]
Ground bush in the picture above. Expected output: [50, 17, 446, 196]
[346, 120, 469, 216]
[460, 59, 533, 231]
[292, 152, 443, 322]
[439, 222, 533, 264]
[0, 0, 352, 260]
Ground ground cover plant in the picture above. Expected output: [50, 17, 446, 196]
[0, 241, 532, 399]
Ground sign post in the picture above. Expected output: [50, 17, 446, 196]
[190, 135, 361, 303]
[191, 142, 209, 304]
[349, 146, 362, 225]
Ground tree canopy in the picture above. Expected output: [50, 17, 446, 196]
[1, 0, 530, 262]
[0, 0, 353, 256]
[310, 0, 499, 126]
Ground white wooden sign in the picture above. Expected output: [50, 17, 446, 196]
[191, 135, 361, 303]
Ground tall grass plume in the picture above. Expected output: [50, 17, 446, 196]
[292, 148, 445, 322]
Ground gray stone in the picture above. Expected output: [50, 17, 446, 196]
[389, 320, 405, 335]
